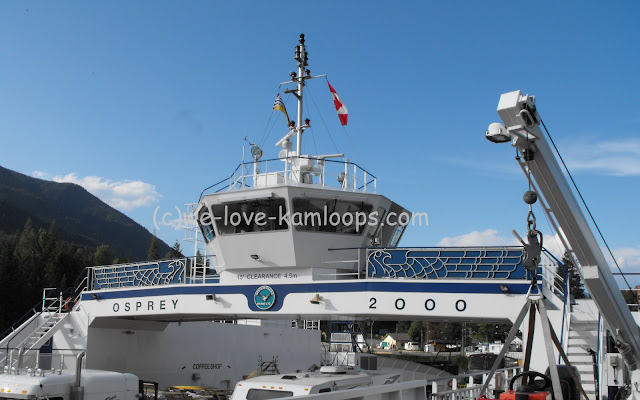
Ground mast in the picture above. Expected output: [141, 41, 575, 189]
[292, 34, 309, 157]
[277, 35, 326, 160]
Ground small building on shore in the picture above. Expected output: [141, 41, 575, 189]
[380, 333, 410, 349]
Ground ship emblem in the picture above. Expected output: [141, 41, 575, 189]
[254, 286, 276, 310]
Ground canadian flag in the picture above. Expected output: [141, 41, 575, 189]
[328, 82, 348, 126]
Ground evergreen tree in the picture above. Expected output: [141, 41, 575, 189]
[171, 240, 183, 258]
[408, 321, 422, 342]
[94, 245, 112, 266]
[40, 222, 62, 287]
[0, 225, 100, 332]
[147, 236, 160, 261]
[470, 322, 512, 343]
[395, 320, 411, 333]
[555, 254, 586, 299]
[14, 219, 42, 305]
[424, 322, 462, 343]
[0, 234, 19, 328]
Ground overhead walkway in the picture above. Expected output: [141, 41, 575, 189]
[77, 248, 554, 323]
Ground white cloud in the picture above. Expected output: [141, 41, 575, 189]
[438, 229, 568, 259]
[32, 170, 47, 178]
[562, 138, 640, 176]
[437, 228, 640, 287]
[540, 232, 567, 260]
[437, 229, 520, 247]
[612, 247, 640, 272]
[51, 173, 161, 211]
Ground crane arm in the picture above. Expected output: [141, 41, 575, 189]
[489, 90, 640, 369]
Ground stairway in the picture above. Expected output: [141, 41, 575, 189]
[0, 288, 79, 369]
[566, 300, 600, 400]
[0, 312, 70, 368]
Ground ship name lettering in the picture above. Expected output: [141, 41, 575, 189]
[112, 299, 179, 313]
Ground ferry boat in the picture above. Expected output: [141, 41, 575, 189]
[0, 34, 639, 400]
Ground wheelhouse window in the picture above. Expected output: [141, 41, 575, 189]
[368, 207, 386, 238]
[212, 197, 289, 235]
[390, 225, 406, 247]
[292, 198, 373, 235]
[198, 207, 215, 243]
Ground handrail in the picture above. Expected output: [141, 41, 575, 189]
[1, 264, 91, 349]
[0, 304, 40, 344]
[88, 256, 218, 290]
[365, 246, 531, 280]
[198, 156, 378, 202]
[198, 164, 244, 202]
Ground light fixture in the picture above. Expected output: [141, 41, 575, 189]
[485, 122, 511, 143]
[206, 294, 218, 302]
[310, 294, 322, 304]
[251, 145, 263, 161]
[499, 285, 510, 294]
[251, 254, 261, 261]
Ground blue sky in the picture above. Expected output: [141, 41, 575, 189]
[1, 2, 639, 286]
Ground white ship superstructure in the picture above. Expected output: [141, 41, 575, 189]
[0, 35, 638, 400]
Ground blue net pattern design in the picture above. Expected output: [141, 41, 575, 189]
[92, 259, 186, 289]
[367, 247, 529, 279]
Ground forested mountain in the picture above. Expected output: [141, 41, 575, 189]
[0, 165, 176, 331]
[0, 165, 170, 260]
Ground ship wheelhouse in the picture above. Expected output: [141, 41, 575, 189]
[196, 156, 410, 280]
[195, 34, 410, 281]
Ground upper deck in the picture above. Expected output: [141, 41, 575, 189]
[77, 247, 559, 323]
[198, 156, 378, 200]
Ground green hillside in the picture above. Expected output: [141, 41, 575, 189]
[0, 165, 171, 260]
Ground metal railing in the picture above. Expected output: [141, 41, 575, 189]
[88, 256, 218, 290]
[85, 249, 564, 292]
[621, 288, 640, 312]
[0, 304, 41, 348]
[429, 366, 521, 400]
[199, 157, 377, 201]
[1, 348, 85, 372]
[365, 246, 530, 280]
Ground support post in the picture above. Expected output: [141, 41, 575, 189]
[536, 300, 564, 400]
[480, 299, 531, 396]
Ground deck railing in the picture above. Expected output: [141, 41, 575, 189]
[1, 347, 85, 372]
[88, 256, 218, 290]
[199, 156, 377, 201]
[364, 246, 531, 280]
[86, 248, 563, 292]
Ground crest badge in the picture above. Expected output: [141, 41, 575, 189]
[254, 286, 276, 310]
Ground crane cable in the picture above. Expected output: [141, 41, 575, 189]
[539, 118, 634, 294]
